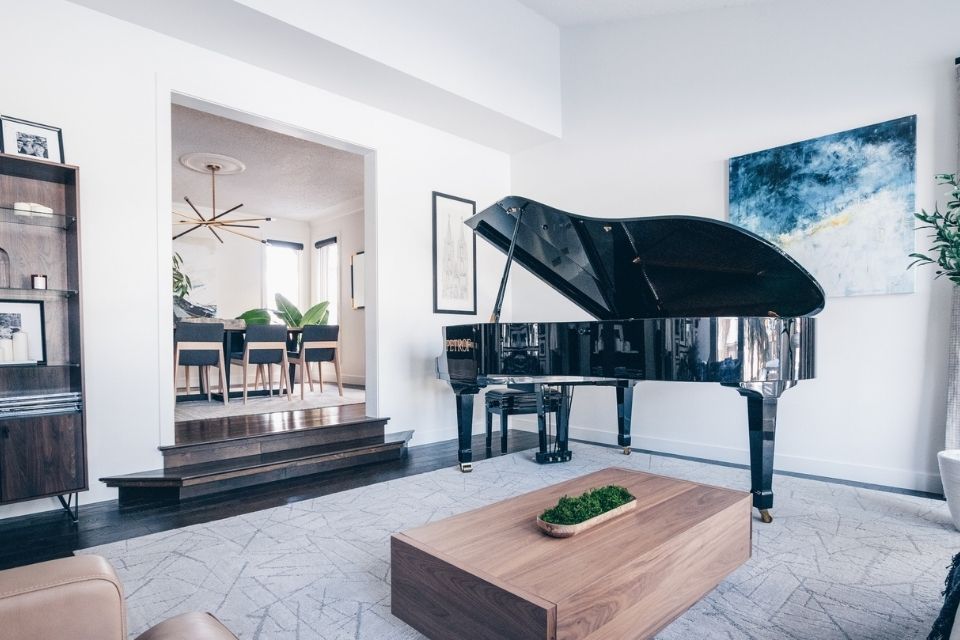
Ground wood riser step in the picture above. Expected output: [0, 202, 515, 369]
[161, 417, 389, 467]
[103, 431, 412, 505]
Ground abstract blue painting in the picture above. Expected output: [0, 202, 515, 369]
[729, 116, 916, 297]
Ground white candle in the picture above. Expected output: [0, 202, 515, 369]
[12, 332, 28, 361]
[0, 338, 12, 363]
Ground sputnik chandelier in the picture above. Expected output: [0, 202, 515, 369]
[173, 152, 270, 243]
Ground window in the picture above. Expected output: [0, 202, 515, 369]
[314, 237, 339, 324]
[264, 240, 303, 309]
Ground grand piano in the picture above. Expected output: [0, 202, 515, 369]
[436, 196, 823, 522]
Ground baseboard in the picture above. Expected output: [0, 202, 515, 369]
[510, 417, 943, 495]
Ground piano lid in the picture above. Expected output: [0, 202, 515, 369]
[467, 196, 825, 320]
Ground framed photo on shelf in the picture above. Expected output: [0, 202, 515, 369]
[0, 299, 46, 365]
[351, 251, 366, 310]
[432, 191, 477, 315]
[0, 116, 64, 163]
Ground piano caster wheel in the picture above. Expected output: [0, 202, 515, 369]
[459, 462, 473, 473]
[622, 446, 631, 456]
[758, 509, 773, 524]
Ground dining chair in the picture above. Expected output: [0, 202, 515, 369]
[230, 324, 292, 404]
[288, 324, 343, 399]
[174, 322, 227, 404]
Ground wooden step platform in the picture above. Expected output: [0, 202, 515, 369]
[101, 405, 411, 505]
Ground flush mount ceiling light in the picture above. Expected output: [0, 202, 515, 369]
[173, 152, 270, 244]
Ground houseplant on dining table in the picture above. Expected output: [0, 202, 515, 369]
[910, 173, 960, 528]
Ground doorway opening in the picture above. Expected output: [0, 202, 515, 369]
[168, 100, 371, 425]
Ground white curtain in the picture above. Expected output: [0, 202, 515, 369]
[947, 61, 960, 450]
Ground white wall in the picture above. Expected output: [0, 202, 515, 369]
[233, 0, 562, 136]
[310, 208, 366, 386]
[173, 208, 312, 318]
[510, 0, 959, 492]
[0, 0, 510, 518]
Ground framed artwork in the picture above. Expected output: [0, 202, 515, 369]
[729, 115, 916, 297]
[432, 191, 477, 314]
[0, 116, 64, 163]
[0, 299, 46, 365]
[351, 251, 366, 310]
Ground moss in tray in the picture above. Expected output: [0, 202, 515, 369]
[539, 485, 635, 525]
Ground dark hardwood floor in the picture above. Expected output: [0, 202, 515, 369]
[0, 429, 541, 571]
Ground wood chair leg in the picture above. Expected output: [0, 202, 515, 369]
[267, 364, 274, 396]
[299, 361, 305, 400]
[243, 357, 250, 404]
[307, 361, 315, 393]
[282, 354, 292, 401]
[204, 366, 211, 402]
[219, 351, 228, 405]
[318, 361, 324, 393]
[185, 366, 191, 394]
[254, 365, 261, 390]
[334, 351, 344, 397]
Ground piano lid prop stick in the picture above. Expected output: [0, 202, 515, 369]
[490, 204, 525, 323]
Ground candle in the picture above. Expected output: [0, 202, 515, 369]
[12, 332, 28, 361]
[0, 338, 12, 363]
[30, 274, 47, 290]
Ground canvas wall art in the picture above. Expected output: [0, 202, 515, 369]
[729, 115, 916, 297]
[432, 191, 477, 314]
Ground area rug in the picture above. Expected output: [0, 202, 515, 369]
[80, 444, 958, 639]
[174, 385, 365, 422]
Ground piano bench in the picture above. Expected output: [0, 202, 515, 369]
[484, 388, 561, 454]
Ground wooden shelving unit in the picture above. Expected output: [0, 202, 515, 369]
[0, 153, 85, 521]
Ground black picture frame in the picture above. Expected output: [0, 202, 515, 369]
[0, 116, 64, 163]
[432, 191, 477, 315]
[0, 299, 46, 365]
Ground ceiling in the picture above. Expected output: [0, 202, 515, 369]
[171, 105, 364, 222]
[516, 0, 776, 26]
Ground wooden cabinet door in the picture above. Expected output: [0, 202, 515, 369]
[0, 413, 85, 503]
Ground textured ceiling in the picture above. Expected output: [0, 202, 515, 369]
[171, 105, 363, 222]
[516, 0, 777, 26]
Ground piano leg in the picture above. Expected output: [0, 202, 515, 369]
[556, 385, 572, 458]
[616, 383, 635, 455]
[740, 390, 778, 524]
[454, 389, 478, 472]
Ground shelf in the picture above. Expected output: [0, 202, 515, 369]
[0, 363, 78, 369]
[0, 206, 74, 229]
[0, 287, 76, 299]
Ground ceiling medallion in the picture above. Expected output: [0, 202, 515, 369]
[173, 153, 270, 244]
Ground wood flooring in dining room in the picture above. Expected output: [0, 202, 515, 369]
[0, 429, 543, 572]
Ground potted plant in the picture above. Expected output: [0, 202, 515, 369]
[237, 294, 330, 327]
[536, 485, 636, 538]
[910, 173, 960, 528]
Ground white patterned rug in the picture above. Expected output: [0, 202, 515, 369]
[80, 444, 958, 639]
[174, 386, 365, 422]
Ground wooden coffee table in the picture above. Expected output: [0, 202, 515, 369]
[391, 467, 751, 640]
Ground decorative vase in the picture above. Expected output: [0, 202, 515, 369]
[536, 499, 637, 538]
[940, 452, 960, 530]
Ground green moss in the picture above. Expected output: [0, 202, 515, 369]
[539, 485, 635, 525]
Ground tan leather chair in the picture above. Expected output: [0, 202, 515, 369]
[0, 555, 236, 640]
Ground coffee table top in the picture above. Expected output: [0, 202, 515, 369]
[396, 467, 750, 605]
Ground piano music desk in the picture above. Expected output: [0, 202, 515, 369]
[391, 467, 751, 640]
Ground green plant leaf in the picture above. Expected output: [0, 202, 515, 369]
[274, 294, 303, 327]
[236, 309, 272, 325]
[301, 301, 330, 326]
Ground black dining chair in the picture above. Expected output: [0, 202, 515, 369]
[230, 324, 292, 404]
[174, 322, 227, 404]
[288, 324, 343, 399]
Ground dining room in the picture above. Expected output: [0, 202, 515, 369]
[169, 103, 368, 423]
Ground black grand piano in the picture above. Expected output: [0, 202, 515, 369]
[436, 196, 823, 523]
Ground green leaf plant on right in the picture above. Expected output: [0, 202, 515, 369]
[236, 294, 330, 327]
[910, 173, 960, 286]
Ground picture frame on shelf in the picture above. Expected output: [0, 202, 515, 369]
[351, 251, 366, 310]
[0, 299, 46, 365]
[0, 116, 64, 163]
[432, 191, 477, 315]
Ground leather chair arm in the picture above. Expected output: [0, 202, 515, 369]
[135, 611, 238, 640]
[0, 555, 126, 640]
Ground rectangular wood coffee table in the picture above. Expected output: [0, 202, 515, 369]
[391, 467, 751, 640]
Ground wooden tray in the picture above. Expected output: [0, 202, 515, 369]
[536, 498, 637, 538]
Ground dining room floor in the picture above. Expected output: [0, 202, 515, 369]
[174, 384, 365, 421]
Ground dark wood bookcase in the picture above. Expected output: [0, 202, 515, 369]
[0, 153, 85, 521]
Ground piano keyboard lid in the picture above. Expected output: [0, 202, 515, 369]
[467, 196, 825, 320]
